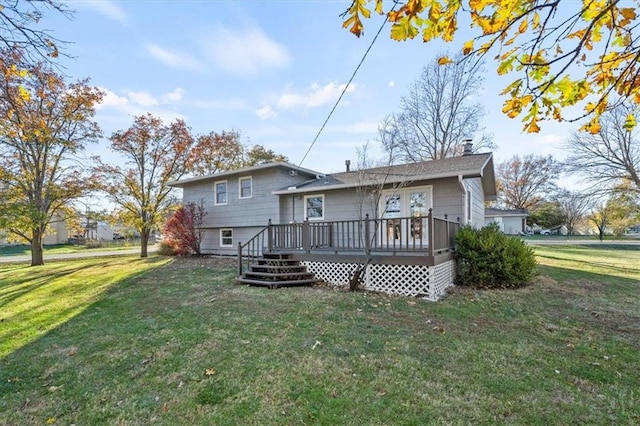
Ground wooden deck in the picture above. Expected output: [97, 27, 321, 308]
[237, 210, 460, 277]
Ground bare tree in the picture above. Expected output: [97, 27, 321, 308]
[349, 141, 413, 291]
[0, 1, 72, 65]
[556, 190, 592, 237]
[496, 154, 561, 210]
[381, 53, 495, 162]
[565, 104, 640, 194]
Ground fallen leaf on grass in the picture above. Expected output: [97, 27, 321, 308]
[68, 347, 78, 357]
[205, 369, 216, 376]
[312, 340, 321, 350]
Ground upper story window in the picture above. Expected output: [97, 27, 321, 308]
[239, 176, 252, 199]
[215, 181, 227, 205]
[304, 194, 324, 220]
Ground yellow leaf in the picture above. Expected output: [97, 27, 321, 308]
[518, 19, 528, 34]
[375, 0, 383, 14]
[46, 418, 56, 425]
[18, 86, 31, 101]
[462, 39, 474, 55]
[623, 113, 636, 131]
[437, 56, 454, 65]
[205, 368, 216, 376]
[525, 119, 541, 133]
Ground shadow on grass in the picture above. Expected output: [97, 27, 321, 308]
[0, 257, 169, 359]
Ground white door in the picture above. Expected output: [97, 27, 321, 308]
[380, 186, 432, 246]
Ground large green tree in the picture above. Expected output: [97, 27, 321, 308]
[93, 114, 195, 258]
[343, 0, 640, 134]
[0, 49, 103, 265]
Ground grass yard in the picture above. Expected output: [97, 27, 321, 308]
[0, 247, 638, 424]
[0, 242, 142, 258]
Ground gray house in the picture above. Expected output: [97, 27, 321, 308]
[484, 208, 528, 235]
[170, 152, 496, 300]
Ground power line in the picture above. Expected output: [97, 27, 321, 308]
[297, 11, 393, 169]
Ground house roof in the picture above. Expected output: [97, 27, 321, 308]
[168, 162, 323, 187]
[273, 153, 496, 198]
[485, 208, 528, 217]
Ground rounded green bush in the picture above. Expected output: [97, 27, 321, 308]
[455, 223, 537, 288]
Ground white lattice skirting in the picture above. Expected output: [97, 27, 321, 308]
[302, 260, 456, 301]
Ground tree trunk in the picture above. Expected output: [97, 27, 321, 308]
[31, 228, 45, 266]
[140, 227, 150, 258]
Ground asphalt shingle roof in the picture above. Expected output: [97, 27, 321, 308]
[274, 153, 495, 196]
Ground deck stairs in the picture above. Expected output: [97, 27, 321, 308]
[237, 253, 318, 289]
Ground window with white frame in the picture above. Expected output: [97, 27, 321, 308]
[239, 176, 252, 199]
[304, 194, 324, 220]
[215, 181, 227, 205]
[220, 229, 233, 247]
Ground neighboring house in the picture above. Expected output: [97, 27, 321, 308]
[484, 208, 528, 235]
[170, 152, 497, 300]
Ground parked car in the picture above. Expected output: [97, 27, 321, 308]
[540, 229, 552, 235]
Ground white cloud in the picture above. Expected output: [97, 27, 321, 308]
[388, 80, 395, 88]
[256, 105, 277, 120]
[163, 88, 185, 103]
[145, 44, 202, 71]
[276, 82, 356, 110]
[200, 24, 290, 77]
[82, 0, 128, 23]
[96, 88, 129, 109]
[127, 91, 159, 107]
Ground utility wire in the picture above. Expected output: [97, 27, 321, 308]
[297, 10, 393, 169]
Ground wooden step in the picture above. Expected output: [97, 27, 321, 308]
[236, 277, 317, 288]
[256, 258, 301, 266]
[250, 264, 307, 272]
[244, 271, 314, 280]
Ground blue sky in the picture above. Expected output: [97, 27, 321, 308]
[46, 0, 571, 173]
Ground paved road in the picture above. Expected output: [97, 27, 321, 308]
[524, 239, 640, 246]
[0, 246, 158, 264]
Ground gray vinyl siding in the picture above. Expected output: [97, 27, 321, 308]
[431, 177, 465, 221]
[199, 226, 267, 256]
[502, 216, 524, 234]
[181, 167, 314, 229]
[464, 177, 485, 228]
[279, 177, 467, 223]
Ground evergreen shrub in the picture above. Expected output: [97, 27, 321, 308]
[455, 223, 537, 288]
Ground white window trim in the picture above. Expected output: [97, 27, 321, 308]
[214, 180, 227, 206]
[378, 185, 433, 218]
[220, 228, 233, 247]
[304, 194, 325, 220]
[239, 176, 252, 199]
[466, 185, 473, 224]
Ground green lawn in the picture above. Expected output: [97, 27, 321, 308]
[0, 242, 142, 257]
[0, 247, 638, 424]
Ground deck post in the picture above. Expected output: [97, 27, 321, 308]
[445, 214, 450, 249]
[267, 219, 273, 252]
[364, 214, 371, 255]
[428, 208, 434, 257]
[302, 218, 310, 252]
[237, 242, 242, 276]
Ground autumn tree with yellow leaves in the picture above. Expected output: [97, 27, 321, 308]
[0, 49, 103, 266]
[342, 0, 640, 134]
